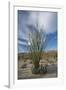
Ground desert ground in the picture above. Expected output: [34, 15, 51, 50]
[18, 58, 57, 79]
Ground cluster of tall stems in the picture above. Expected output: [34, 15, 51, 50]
[28, 27, 47, 69]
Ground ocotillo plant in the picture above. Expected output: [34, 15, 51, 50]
[26, 12, 48, 73]
[27, 25, 47, 69]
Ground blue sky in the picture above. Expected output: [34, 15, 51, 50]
[18, 10, 57, 53]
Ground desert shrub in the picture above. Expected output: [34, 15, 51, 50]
[31, 64, 47, 74]
[39, 65, 47, 74]
[31, 65, 40, 74]
[27, 19, 48, 74]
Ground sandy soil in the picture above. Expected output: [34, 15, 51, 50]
[18, 59, 57, 79]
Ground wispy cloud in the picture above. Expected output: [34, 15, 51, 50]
[27, 11, 57, 34]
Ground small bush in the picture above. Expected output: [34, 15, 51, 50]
[31, 65, 47, 74]
[39, 65, 47, 74]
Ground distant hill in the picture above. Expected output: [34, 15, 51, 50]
[18, 50, 57, 61]
[45, 50, 57, 57]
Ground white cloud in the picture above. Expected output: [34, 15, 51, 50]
[27, 11, 57, 34]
